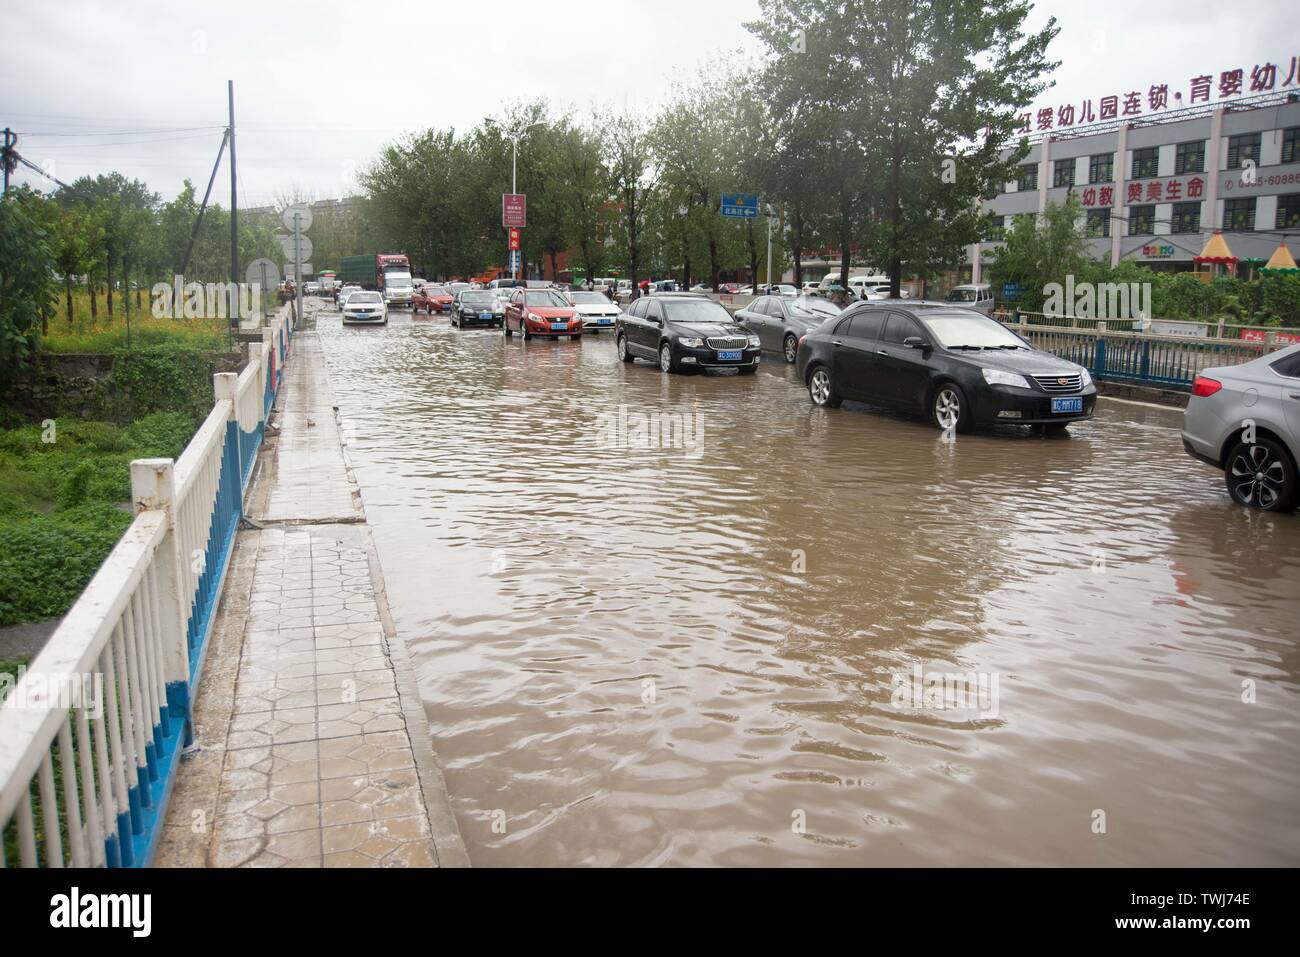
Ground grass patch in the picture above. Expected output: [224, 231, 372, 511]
[40, 290, 228, 354]
[0, 412, 195, 627]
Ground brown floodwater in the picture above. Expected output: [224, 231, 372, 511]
[318, 309, 1300, 867]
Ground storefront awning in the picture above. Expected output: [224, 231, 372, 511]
[1193, 231, 1237, 265]
[1260, 241, 1298, 275]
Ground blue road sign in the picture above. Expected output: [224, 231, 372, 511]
[509, 250, 521, 272]
[1002, 282, 1022, 300]
[720, 193, 760, 219]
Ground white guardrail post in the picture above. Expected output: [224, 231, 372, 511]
[129, 460, 192, 735]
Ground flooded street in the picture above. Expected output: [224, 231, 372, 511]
[318, 309, 1300, 867]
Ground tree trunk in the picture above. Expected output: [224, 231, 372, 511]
[792, 207, 804, 287]
[708, 238, 719, 292]
[549, 249, 559, 283]
[89, 281, 98, 321]
[65, 276, 74, 324]
[106, 254, 114, 317]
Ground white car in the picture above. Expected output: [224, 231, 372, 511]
[341, 290, 387, 325]
[337, 284, 363, 308]
[568, 290, 621, 331]
[303, 281, 320, 295]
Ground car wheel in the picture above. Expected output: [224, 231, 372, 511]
[783, 334, 798, 364]
[659, 342, 677, 374]
[1224, 437, 1298, 511]
[808, 365, 841, 408]
[617, 335, 634, 363]
[931, 382, 972, 433]
[522, 323, 532, 341]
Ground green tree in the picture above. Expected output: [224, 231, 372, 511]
[0, 188, 56, 384]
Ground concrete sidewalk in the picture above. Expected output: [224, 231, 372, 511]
[156, 314, 467, 867]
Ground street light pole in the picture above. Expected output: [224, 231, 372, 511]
[765, 205, 774, 292]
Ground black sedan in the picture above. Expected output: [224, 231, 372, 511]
[796, 302, 1097, 432]
[736, 294, 843, 363]
[451, 290, 504, 328]
[616, 294, 761, 374]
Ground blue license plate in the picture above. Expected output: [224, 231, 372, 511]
[550, 322, 568, 331]
[479, 312, 493, 319]
[1051, 397, 1083, 414]
[718, 350, 742, 361]
[598, 318, 612, 325]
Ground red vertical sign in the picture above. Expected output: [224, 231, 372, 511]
[507, 227, 520, 251]
[502, 193, 527, 228]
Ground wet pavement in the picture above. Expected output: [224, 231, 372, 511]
[317, 306, 1300, 867]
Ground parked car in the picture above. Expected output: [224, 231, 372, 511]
[340, 290, 388, 325]
[503, 287, 583, 339]
[568, 290, 621, 331]
[796, 301, 1096, 432]
[1181, 343, 1300, 511]
[451, 289, 504, 328]
[616, 293, 761, 374]
[945, 284, 995, 316]
[736, 294, 844, 363]
[690, 282, 713, 292]
[303, 281, 320, 295]
[413, 284, 454, 314]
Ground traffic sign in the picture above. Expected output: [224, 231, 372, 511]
[278, 234, 313, 263]
[503, 193, 527, 228]
[508, 250, 521, 272]
[720, 194, 759, 219]
[281, 203, 313, 232]
[508, 227, 520, 251]
[1002, 282, 1022, 300]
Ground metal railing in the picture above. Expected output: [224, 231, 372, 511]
[999, 316, 1276, 389]
[995, 307, 1300, 344]
[0, 307, 295, 867]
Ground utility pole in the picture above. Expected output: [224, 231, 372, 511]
[1, 128, 15, 194]
[294, 211, 303, 324]
[228, 80, 239, 328]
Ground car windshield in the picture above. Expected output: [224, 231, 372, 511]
[570, 292, 609, 304]
[921, 313, 1026, 349]
[661, 300, 731, 324]
[946, 288, 980, 302]
[349, 292, 382, 304]
[427, 286, 449, 295]
[525, 291, 570, 307]
[462, 292, 494, 305]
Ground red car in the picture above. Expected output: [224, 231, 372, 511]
[413, 284, 454, 314]
[503, 288, 583, 340]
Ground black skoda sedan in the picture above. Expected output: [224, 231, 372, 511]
[795, 302, 1097, 432]
[616, 294, 761, 374]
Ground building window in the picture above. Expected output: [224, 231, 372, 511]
[1226, 133, 1261, 170]
[1277, 194, 1300, 230]
[1131, 147, 1159, 179]
[984, 215, 1006, 242]
[1175, 140, 1205, 175]
[1283, 128, 1300, 165]
[1016, 164, 1038, 192]
[1053, 158, 1075, 189]
[1128, 205, 1155, 236]
[1223, 198, 1256, 231]
[1085, 209, 1111, 238]
[1088, 153, 1114, 184]
[1171, 202, 1201, 234]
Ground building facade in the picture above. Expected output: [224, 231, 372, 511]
[971, 92, 1300, 282]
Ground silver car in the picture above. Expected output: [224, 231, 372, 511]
[1182, 343, 1300, 511]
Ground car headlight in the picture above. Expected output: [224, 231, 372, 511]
[677, 337, 704, 348]
[1079, 368, 1093, 388]
[982, 368, 1031, 389]
[527, 313, 540, 322]
[747, 336, 761, 348]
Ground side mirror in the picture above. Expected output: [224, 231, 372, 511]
[903, 336, 928, 350]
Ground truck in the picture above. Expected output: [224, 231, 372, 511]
[338, 253, 414, 308]
[317, 270, 337, 294]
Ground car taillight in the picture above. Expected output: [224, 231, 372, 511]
[1191, 376, 1222, 397]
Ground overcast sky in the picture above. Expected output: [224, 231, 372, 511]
[0, 0, 1287, 206]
